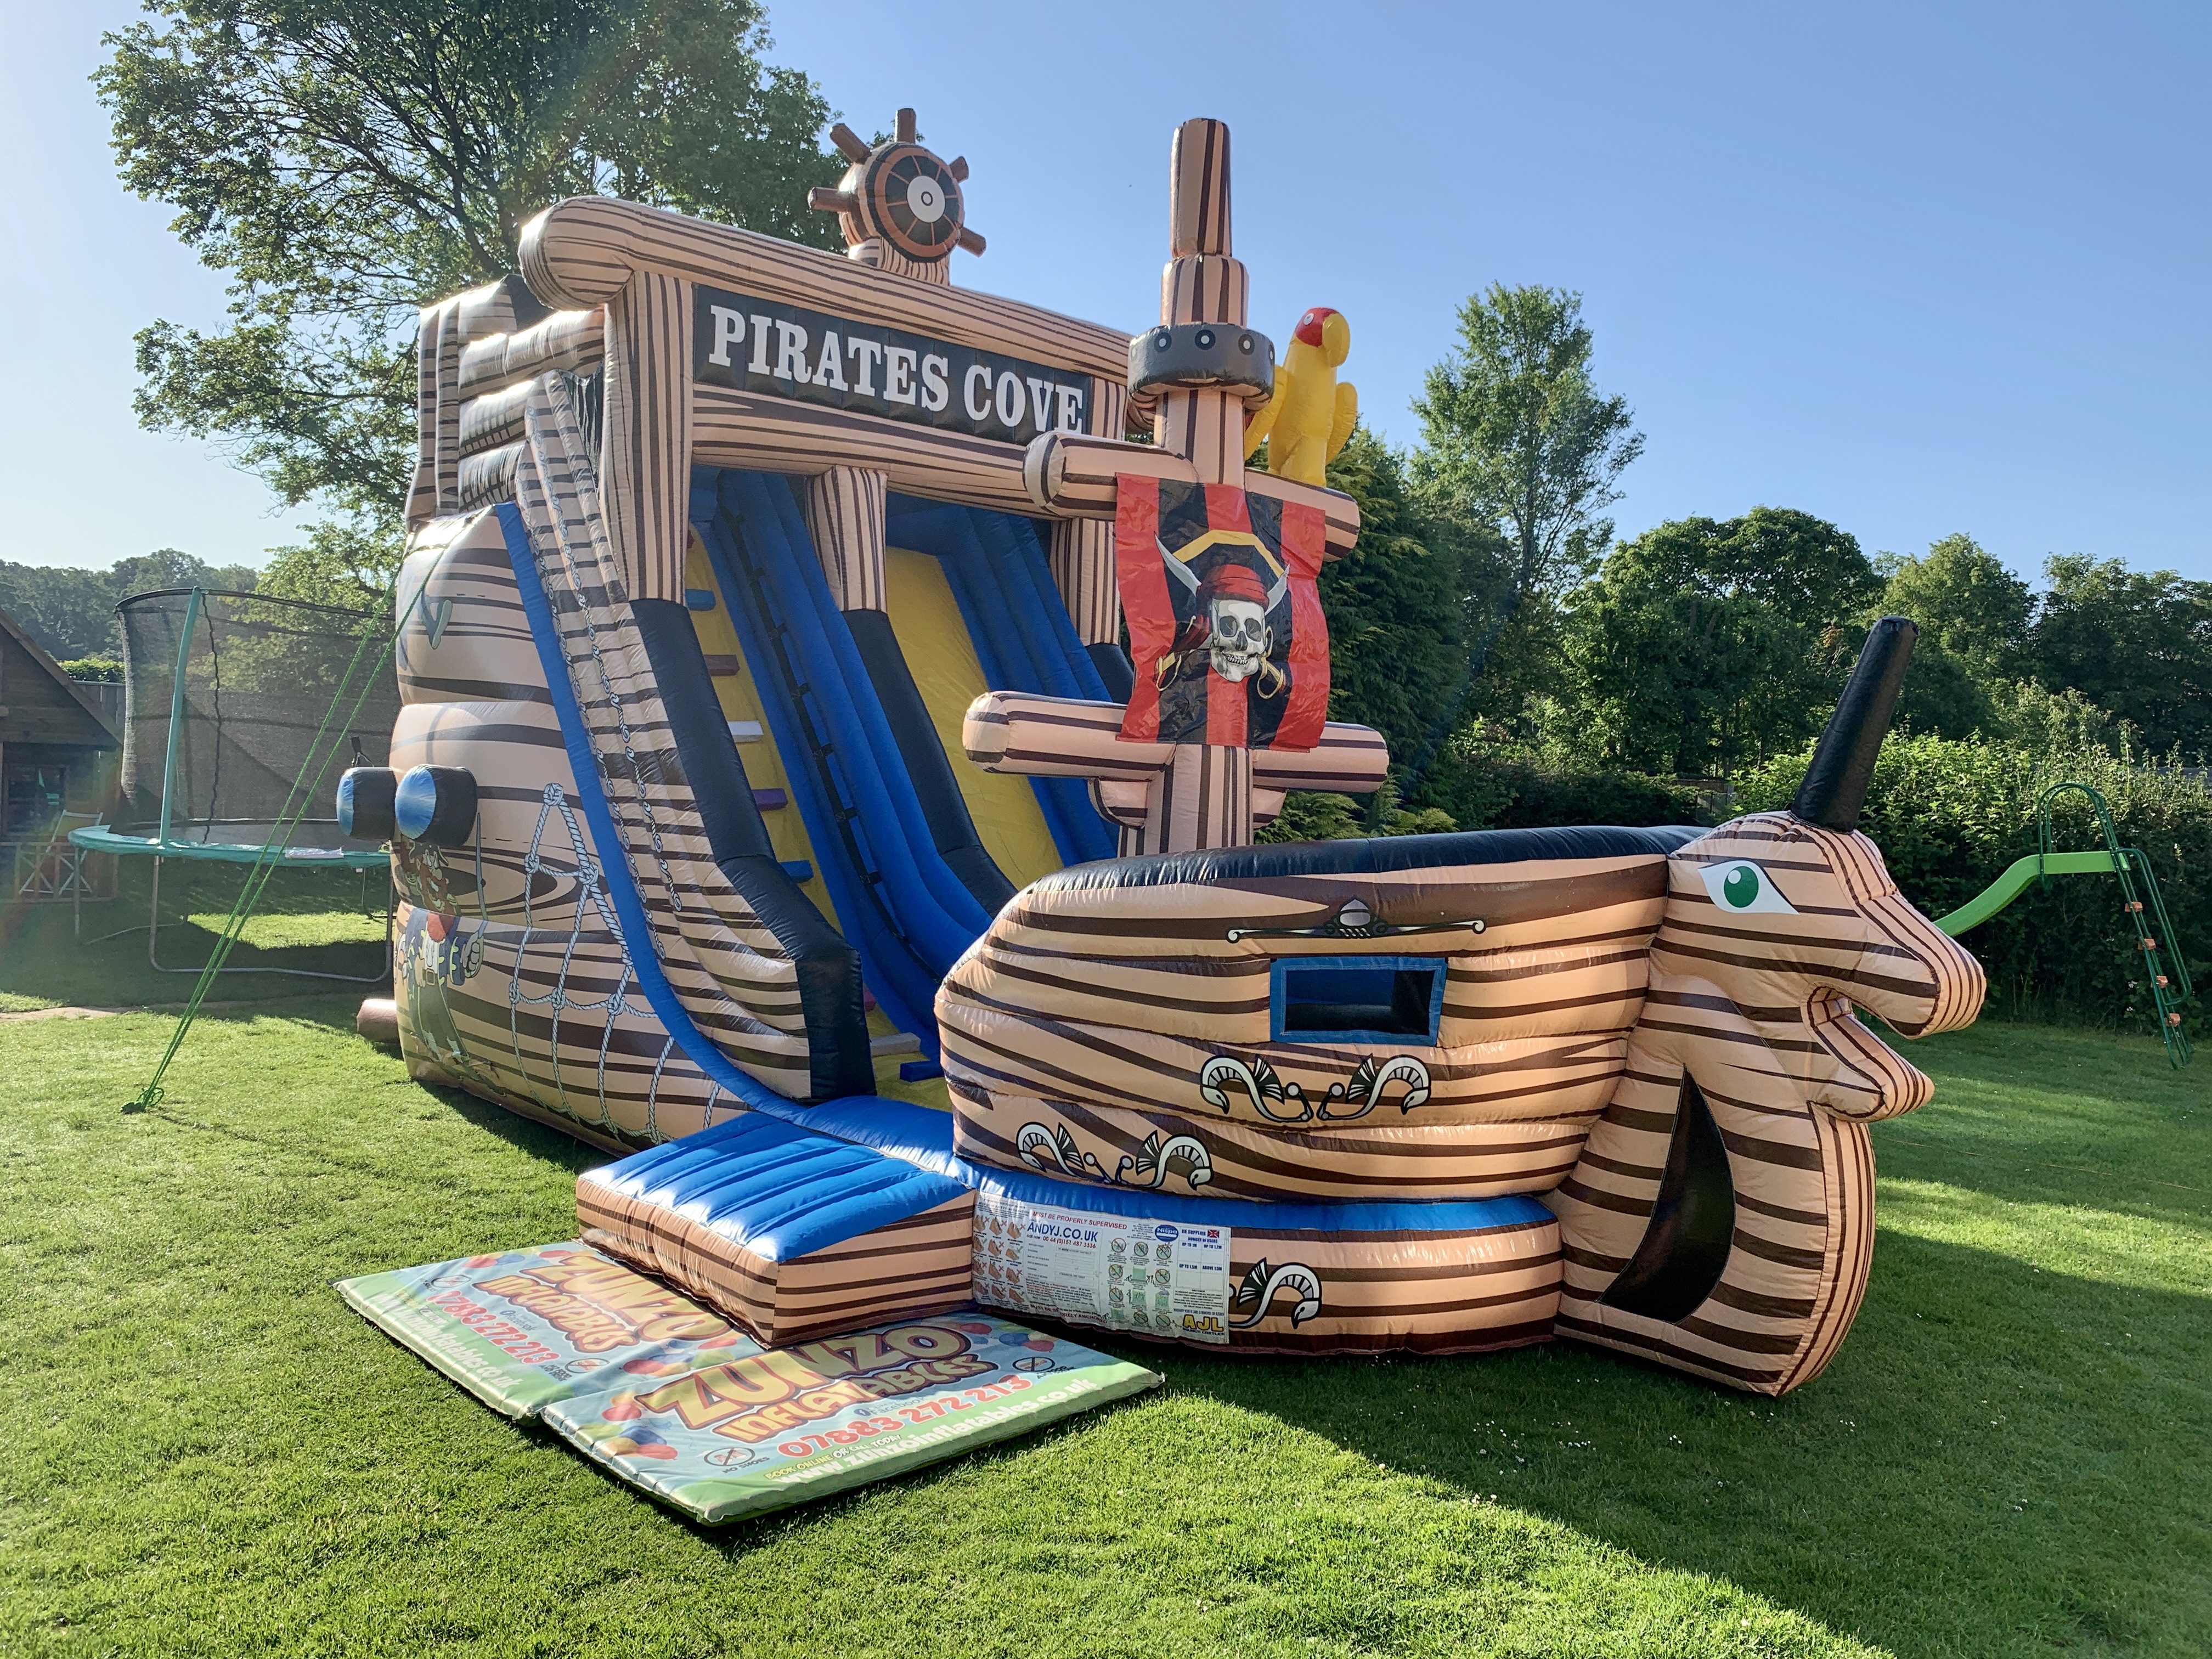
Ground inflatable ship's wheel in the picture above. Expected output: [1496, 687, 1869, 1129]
[864, 144, 965, 261]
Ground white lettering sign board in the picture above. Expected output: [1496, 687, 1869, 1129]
[692, 284, 1090, 445]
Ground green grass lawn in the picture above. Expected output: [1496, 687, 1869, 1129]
[0, 876, 389, 1012]
[0, 911, 2206, 1656]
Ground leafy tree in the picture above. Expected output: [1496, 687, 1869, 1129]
[0, 551, 259, 660]
[1985, 679, 2121, 756]
[109, 548, 261, 599]
[97, 0, 843, 532]
[1882, 534, 2034, 674]
[256, 523, 405, 612]
[1888, 642, 1997, 741]
[0, 565, 119, 661]
[2030, 556, 2212, 757]
[1407, 284, 1643, 766]
[1876, 534, 2035, 739]
[1248, 426, 1474, 833]
[1301, 428, 1464, 765]
[1415, 723, 1708, 832]
[1564, 508, 1880, 781]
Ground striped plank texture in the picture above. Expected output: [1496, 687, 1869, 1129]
[518, 195, 1131, 376]
[600, 271, 694, 603]
[1048, 380, 1128, 642]
[578, 1184, 975, 1348]
[937, 850, 1673, 1200]
[388, 371, 875, 1144]
[406, 297, 465, 527]
[458, 307, 604, 393]
[1548, 814, 1986, 1395]
[1049, 517, 1119, 646]
[961, 691, 1389, 855]
[1042, 1212, 1564, 1357]
[805, 466, 889, 612]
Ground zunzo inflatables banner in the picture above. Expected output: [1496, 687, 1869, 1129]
[1115, 476, 1330, 751]
[339, 1244, 1159, 1523]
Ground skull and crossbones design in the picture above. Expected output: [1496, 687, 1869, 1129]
[1159, 558, 1286, 695]
[1203, 563, 1272, 682]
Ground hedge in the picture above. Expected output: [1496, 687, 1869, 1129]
[1739, 735, 2210, 1037]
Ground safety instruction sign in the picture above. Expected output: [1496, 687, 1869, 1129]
[971, 1193, 1234, 1344]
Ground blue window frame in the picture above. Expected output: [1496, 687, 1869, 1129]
[1269, 956, 1447, 1047]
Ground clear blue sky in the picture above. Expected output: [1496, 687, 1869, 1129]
[3, 2, 2205, 583]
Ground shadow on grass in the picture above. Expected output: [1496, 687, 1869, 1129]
[1101, 1228, 2202, 1655]
[655, 1022, 2212, 1652]
[2, 862, 391, 1016]
[122, 1075, 601, 1212]
[411, 1079, 610, 1176]
[639, 1226, 2204, 1658]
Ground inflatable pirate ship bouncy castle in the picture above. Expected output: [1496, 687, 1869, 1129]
[347, 114, 1983, 1407]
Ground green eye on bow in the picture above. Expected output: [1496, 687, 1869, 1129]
[1695, 855, 1798, 915]
[1723, 865, 1761, 908]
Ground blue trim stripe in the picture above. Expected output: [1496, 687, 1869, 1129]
[716, 1093, 1553, 1235]
[495, 501, 798, 1118]
[583, 1113, 968, 1261]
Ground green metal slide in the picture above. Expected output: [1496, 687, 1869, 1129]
[1929, 783, 2193, 1068]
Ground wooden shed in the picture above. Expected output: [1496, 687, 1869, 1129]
[0, 601, 120, 838]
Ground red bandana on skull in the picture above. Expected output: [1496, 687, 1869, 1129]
[1114, 476, 1329, 749]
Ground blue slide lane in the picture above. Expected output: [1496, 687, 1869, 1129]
[697, 469, 1030, 1048]
[498, 499, 850, 1109]
[692, 485, 940, 1044]
[726, 471, 994, 949]
[885, 496, 1119, 866]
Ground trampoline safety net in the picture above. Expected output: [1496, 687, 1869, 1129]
[110, 588, 402, 847]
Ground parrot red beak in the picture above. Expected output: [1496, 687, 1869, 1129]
[1294, 307, 1338, 347]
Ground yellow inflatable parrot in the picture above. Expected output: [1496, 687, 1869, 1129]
[1244, 307, 1357, 486]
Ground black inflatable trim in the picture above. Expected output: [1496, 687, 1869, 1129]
[395, 765, 478, 848]
[842, 607, 1015, 913]
[1792, 615, 1916, 832]
[1601, 1072, 1738, 1324]
[337, 766, 397, 841]
[630, 597, 874, 1101]
[1086, 640, 1136, 705]
[1127, 321, 1274, 399]
[1027, 822, 1706, 895]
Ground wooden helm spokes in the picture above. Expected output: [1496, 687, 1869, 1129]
[807, 107, 986, 283]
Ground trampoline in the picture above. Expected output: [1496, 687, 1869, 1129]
[69, 586, 400, 980]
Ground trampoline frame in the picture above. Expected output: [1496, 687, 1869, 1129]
[66, 585, 396, 984]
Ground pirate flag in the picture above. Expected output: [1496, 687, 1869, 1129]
[1114, 476, 1329, 749]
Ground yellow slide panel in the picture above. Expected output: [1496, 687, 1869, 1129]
[883, 546, 1064, 890]
[686, 535, 947, 1107]
[682, 534, 833, 919]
